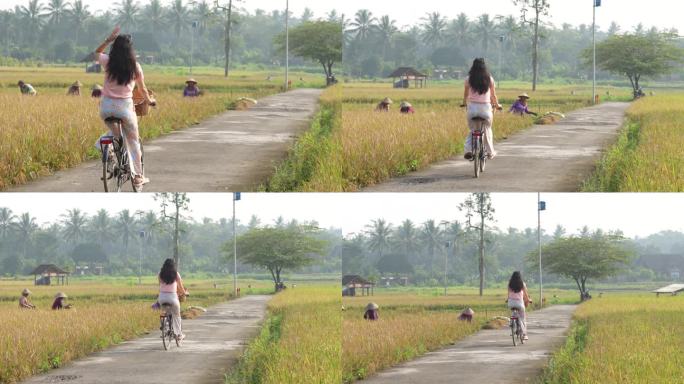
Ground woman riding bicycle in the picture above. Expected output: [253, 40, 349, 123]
[94, 26, 154, 190]
[461, 58, 501, 160]
[158, 258, 188, 341]
[507, 271, 531, 341]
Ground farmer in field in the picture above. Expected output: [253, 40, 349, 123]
[509, 93, 538, 116]
[507, 271, 531, 340]
[183, 79, 201, 97]
[93, 26, 155, 190]
[52, 292, 72, 310]
[66, 81, 82, 96]
[376, 97, 392, 112]
[19, 288, 36, 309]
[461, 58, 501, 160]
[399, 101, 415, 114]
[158, 258, 188, 341]
[364, 302, 379, 320]
[91, 84, 103, 98]
[17, 80, 37, 96]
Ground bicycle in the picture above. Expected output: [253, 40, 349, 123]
[510, 308, 525, 346]
[99, 118, 145, 193]
[470, 116, 488, 178]
[160, 303, 181, 350]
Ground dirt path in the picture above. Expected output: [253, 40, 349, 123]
[9, 89, 322, 192]
[21, 295, 270, 384]
[366, 102, 629, 192]
[363, 305, 577, 384]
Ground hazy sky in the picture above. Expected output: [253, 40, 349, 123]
[1, 193, 682, 238]
[2, 0, 680, 31]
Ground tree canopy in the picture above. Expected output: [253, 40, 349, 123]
[585, 33, 684, 94]
[275, 21, 343, 81]
[528, 234, 634, 300]
[230, 225, 328, 290]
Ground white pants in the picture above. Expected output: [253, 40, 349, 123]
[158, 292, 182, 336]
[508, 299, 527, 335]
[464, 103, 495, 156]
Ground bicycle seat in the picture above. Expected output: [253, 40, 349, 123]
[471, 116, 488, 122]
[105, 117, 123, 123]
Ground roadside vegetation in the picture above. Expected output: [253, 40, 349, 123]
[540, 293, 684, 383]
[583, 94, 684, 191]
[0, 67, 324, 190]
[0, 277, 272, 383]
[226, 285, 341, 384]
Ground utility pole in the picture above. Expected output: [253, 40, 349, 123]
[285, 0, 290, 91]
[232, 192, 241, 297]
[190, 20, 198, 75]
[538, 194, 546, 307]
[138, 230, 145, 285]
[592, 0, 600, 104]
[215, 0, 240, 78]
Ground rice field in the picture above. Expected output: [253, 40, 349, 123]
[226, 284, 341, 384]
[0, 277, 273, 383]
[0, 67, 324, 190]
[582, 94, 684, 191]
[284, 82, 631, 191]
[341, 286, 578, 383]
[541, 293, 684, 383]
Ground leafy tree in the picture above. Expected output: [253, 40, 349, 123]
[431, 46, 464, 67]
[460, 193, 495, 296]
[586, 33, 684, 96]
[421, 12, 447, 48]
[72, 243, 108, 265]
[376, 253, 413, 275]
[116, 0, 140, 29]
[528, 234, 633, 301]
[62, 208, 88, 244]
[231, 225, 327, 291]
[275, 21, 343, 84]
[365, 219, 392, 258]
[348, 9, 376, 41]
[0, 208, 15, 239]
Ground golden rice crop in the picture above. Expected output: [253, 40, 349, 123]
[582, 94, 684, 191]
[0, 67, 320, 190]
[541, 294, 684, 383]
[227, 284, 341, 384]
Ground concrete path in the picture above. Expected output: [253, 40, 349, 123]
[363, 305, 577, 384]
[21, 295, 270, 384]
[366, 102, 629, 192]
[9, 89, 322, 192]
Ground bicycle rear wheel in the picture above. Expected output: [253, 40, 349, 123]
[102, 145, 117, 193]
[480, 137, 487, 173]
[166, 316, 175, 349]
[161, 316, 169, 351]
[511, 322, 517, 346]
[473, 147, 481, 178]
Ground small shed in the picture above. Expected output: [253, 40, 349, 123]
[342, 275, 374, 297]
[31, 264, 70, 286]
[388, 67, 428, 89]
[652, 284, 684, 297]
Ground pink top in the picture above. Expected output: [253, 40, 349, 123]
[159, 272, 182, 293]
[97, 53, 143, 99]
[508, 282, 528, 301]
[465, 76, 495, 104]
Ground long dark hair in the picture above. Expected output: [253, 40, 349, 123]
[159, 259, 177, 285]
[508, 271, 524, 293]
[468, 58, 491, 95]
[107, 35, 137, 86]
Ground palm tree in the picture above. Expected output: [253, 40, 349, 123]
[68, 0, 90, 44]
[365, 219, 392, 258]
[0, 208, 16, 239]
[420, 220, 441, 278]
[474, 14, 497, 56]
[377, 15, 397, 60]
[116, 0, 140, 30]
[13, 212, 38, 258]
[394, 219, 417, 260]
[116, 210, 136, 253]
[300, 7, 313, 22]
[62, 208, 88, 244]
[19, 0, 46, 44]
[348, 9, 377, 41]
[45, 0, 69, 27]
[91, 209, 112, 245]
[448, 13, 471, 47]
[144, 0, 165, 33]
[421, 12, 447, 48]
[326, 9, 339, 23]
[498, 15, 519, 51]
[140, 211, 159, 244]
[191, 0, 213, 36]
[167, 0, 189, 39]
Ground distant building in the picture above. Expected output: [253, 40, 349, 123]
[388, 67, 429, 89]
[31, 264, 70, 286]
[379, 276, 409, 287]
[342, 275, 374, 297]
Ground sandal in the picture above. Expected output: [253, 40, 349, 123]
[133, 175, 145, 189]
